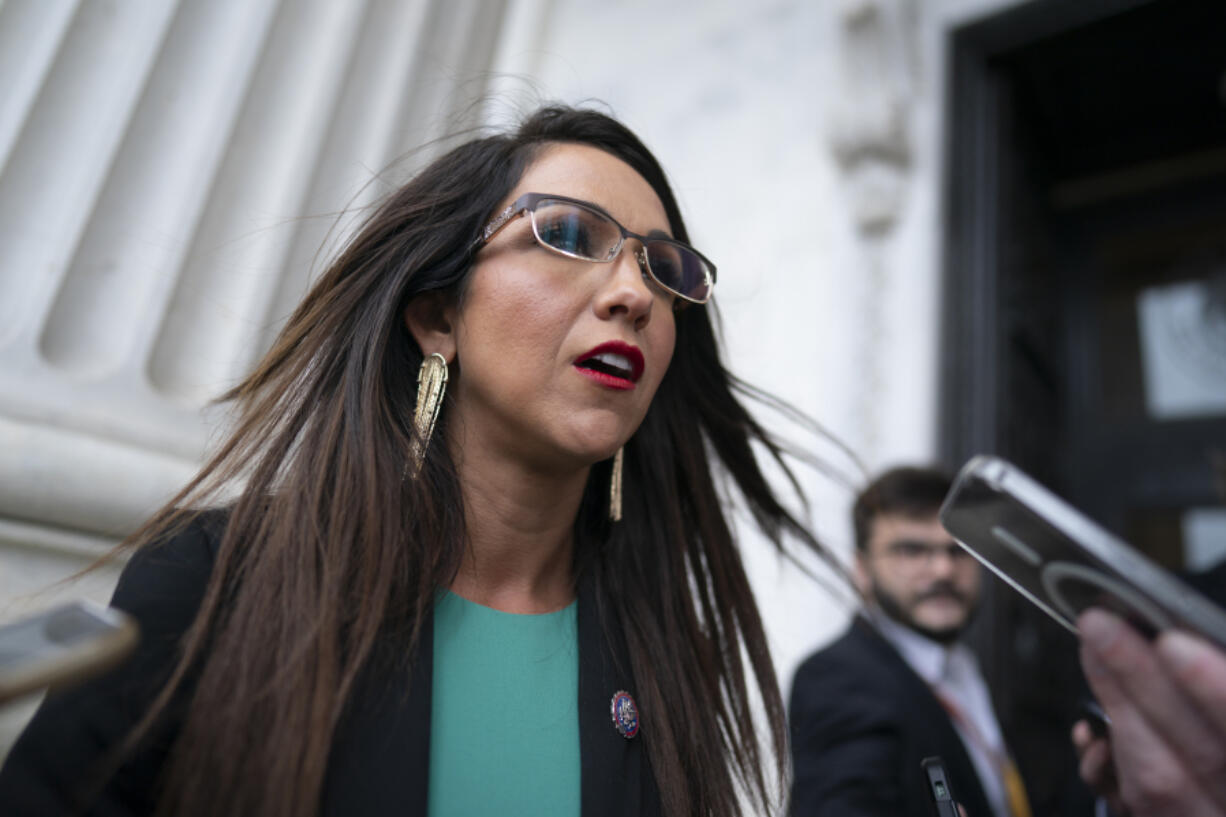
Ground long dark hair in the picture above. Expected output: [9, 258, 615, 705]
[121, 105, 842, 817]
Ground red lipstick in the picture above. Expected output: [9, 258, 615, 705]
[574, 341, 645, 390]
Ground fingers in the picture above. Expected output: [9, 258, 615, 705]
[1080, 612, 1221, 764]
[1073, 727, 1107, 783]
[1071, 720, 1103, 784]
[1071, 720, 1118, 807]
[1079, 611, 1226, 816]
[1077, 740, 1111, 791]
[1071, 719, 1092, 755]
[1157, 630, 1226, 737]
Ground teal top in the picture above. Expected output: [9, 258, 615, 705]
[427, 591, 580, 817]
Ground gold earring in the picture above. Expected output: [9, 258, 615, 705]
[609, 446, 624, 522]
[409, 353, 448, 476]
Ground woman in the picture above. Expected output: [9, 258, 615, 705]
[0, 106, 838, 817]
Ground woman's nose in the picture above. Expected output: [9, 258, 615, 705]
[594, 243, 656, 328]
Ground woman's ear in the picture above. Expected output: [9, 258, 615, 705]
[403, 291, 457, 362]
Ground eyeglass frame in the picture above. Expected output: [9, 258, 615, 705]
[876, 539, 973, 567]
[473, 192, 717, 305]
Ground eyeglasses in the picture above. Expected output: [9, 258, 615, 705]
[476, 192, 716, 304]
[881, 540, 972, 567]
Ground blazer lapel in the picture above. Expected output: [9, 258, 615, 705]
[322, 614, 433, 817]
[851, 617, 995, 817]
[577, 572, 661, 817]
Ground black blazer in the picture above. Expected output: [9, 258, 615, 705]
[788, 617, 996, 817]
[0, 514, 660, 816]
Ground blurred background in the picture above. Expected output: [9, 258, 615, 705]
[1, 0, 1223, 807]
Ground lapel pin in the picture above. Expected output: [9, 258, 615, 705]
[610, 690, 639, 739]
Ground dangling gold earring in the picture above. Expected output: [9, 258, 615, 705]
[609, 446, 624, 522]
[409, 353, 448, 476]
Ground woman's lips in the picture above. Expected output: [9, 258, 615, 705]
[574, 341, 644, 390]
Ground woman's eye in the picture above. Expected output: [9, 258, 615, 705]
[538, 217, 593, 256]
[649, 255, 678, 283]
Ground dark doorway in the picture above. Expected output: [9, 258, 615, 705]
[942, 0, 1226, 814]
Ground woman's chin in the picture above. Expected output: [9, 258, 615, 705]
[556, 428, 629, 466]
[570, 444, 621, 469]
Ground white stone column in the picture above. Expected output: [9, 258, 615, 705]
[0, 0, 510, 751]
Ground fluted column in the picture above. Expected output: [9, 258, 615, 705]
[0, 0, 511, 564]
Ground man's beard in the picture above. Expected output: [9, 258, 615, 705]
[871, 581, 976, 645]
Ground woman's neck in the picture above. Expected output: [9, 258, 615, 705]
[449, 446, 588, 614]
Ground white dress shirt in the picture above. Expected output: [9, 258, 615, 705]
[872, 610, 1012, 817]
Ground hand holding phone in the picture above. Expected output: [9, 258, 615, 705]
[1077, 609, 1226, 817]
[0, 601, 138, 705]
[942, 456, 1226, 816]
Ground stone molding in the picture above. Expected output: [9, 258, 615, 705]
[827, 0, 919, 236]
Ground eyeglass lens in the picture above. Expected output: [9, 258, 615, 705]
[530, 200, 712, 303]
[886, 540, 970, 563]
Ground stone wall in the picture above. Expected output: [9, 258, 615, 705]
[0, 0, 1022, 759]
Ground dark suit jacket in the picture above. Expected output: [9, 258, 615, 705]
[788, 617, 998, 817]
[0, 514, 660, 816]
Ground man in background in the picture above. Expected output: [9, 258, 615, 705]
[789, 466, 1032, 817]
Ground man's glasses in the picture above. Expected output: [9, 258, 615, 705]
[882, 540, 972, 566]
[476, 192, 716, 304]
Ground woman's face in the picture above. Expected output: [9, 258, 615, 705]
[445, 143, 677, 473]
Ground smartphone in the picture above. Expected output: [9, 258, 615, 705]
[939, 455, 1226, 649]
[1081, 698, 1111, 738]
[0, 601, 139, 704]
[921, 756, 960, 817]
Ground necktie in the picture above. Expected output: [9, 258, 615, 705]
[1001, 758, 1032, 817]
[935, 692, 1033, 817]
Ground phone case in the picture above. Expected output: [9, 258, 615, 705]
[0, 601, 139, 703]
[939, 455, 1226, 649]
